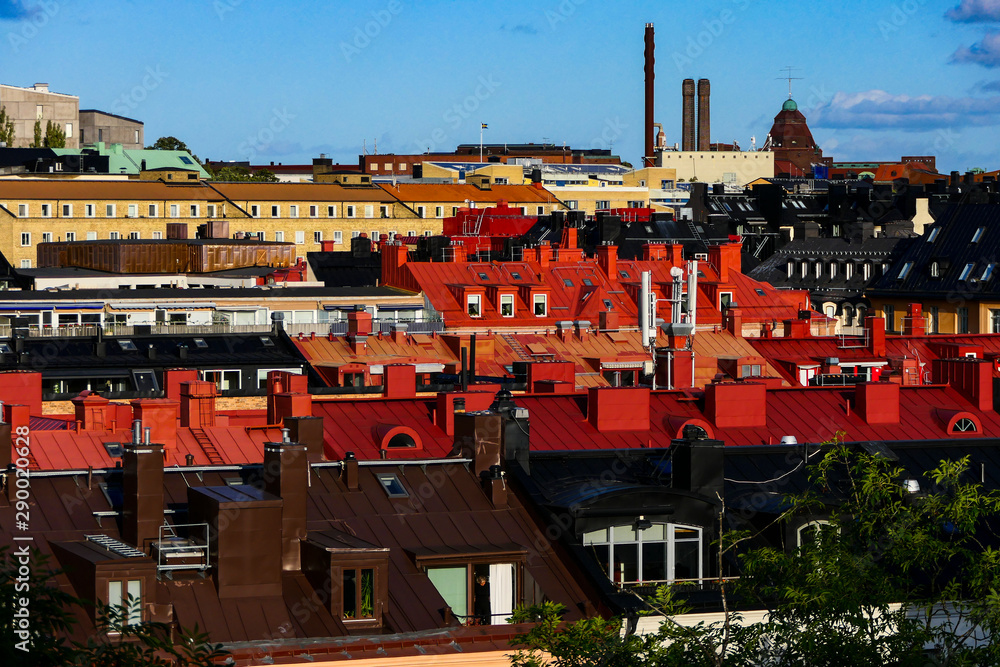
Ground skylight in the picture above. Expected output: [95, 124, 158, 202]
[375, 473, 408, 498]
[260, 336, 274, 347]
[510, 271, 522, 280]
[563, 278, 573, 287]
[0, 343, 10, 354]
[972, 227, 986, 243]
[582, 278, 593, 286]
[897, 262, 913, 280]
[959, 263, 975, 280]
[755, 288, 766, 296]
[193, 338, 208, 349]
[118, 339, 137, 351]
[179, 156, 194, 165]
[477, 272, 489, 280]
[984, 264, 995, 281]
[619, 270, 630, 279]
[927, 227, 940, 243]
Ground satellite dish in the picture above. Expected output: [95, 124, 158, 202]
[669, 266, 684, 278]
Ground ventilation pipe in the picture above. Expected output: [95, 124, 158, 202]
[640, 270, 656, 346]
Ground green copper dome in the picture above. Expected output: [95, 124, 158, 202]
[782, 98, 798, 111]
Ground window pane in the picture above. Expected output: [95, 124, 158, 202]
[641, 523, 665, 541]
[612, 543, 638, 583]
[674, 541, 700, 581]
[582, 528, 606, 545]
[343, 569, 357, 618]
[427, 567, 467, 620]
[126, 579, 142, 625]
[642, 541, 667, 582]
[612, 525, 637, 542]
[360, 568, 374, 619]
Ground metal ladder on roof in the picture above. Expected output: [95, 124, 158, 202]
[684, 218, 702, 242]
[190, 428, 224, 465]
[502, 334, 532, 362]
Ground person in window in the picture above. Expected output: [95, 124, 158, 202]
[473, 575, 491, 625]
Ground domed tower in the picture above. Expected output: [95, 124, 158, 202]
[767, 97, 824, 177]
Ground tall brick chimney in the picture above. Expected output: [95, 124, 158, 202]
[682, 79, 695, 151]
[697, 78, 711, 151]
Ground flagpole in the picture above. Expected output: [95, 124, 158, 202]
[480, 123, 484, 162]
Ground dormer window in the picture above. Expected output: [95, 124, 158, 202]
[533, 294, 547, 316]
[467, 294, 482, 318]
[500, 294, 514, 317]
[930, 262, 940, 278]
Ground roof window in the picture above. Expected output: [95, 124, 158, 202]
[118, 339, 137, 351]
[972, 227, 986, 243]
[927, 227, 940, 243]
[959, 263, 975, 281]
[897, 262, 913, 280]
[375, 473, 408, 498]
[193, 338, 208, 349]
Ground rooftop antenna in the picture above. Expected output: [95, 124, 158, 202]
[778, 66, 802, 99]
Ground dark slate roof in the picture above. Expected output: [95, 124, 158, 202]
[868, 203, 1000, 297]
[307, 251, 381, 287]
[749, 236, 909, 298]
[0, 331, 304, 375]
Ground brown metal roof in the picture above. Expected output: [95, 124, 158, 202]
[7, 461, 595, 658]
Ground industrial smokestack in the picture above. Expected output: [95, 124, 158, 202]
[644, 23, 655, 165]
[697, 78, 711, 151]
[682, 79, 696, 152]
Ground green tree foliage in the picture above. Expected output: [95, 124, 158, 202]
[42, 120, 65, 149]
[0, 547, 227, 666]
[207, 165, 279, 182]
[0, 106, 14, 145]
[30, 119, 41, 148]
[509, 446, 1000, 666]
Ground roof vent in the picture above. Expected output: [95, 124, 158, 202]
[780, 435, 798, 445]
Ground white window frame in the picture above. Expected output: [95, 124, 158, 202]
[417, 206, 425, 218]
[189, 204, 199, 217]
[65, 232, 76, 242]
[251, 205, 260, 218]
[109, 231, 120, 240]
[500, 294, 515, 317]
[170, 204, 179, 218]
[583, 523, 703, 585]
[328, 205, 337, 217]
[533, 293, 547, 317]
[467, 294, 482, 318]
[20, 232, 30, 247]
[106, 204, 116, 218]
[271, 205, 280, 218]
[289, 205, 299, 218]
[86, 231, 97, 240]
[61, 203, 72, 217]
[364, 205, 374, 218]
[148, 204, 158, 217]
[333, 230, 343, 244]
[41, 232, 52, 244]
[17, 204, 27, 217]
[275, 231, 285, 242]
[309, 205, 318, 217]
[347, 205, 355, 218]
[294, 230, 305, 244]
[152, 231, 162, 240]
[314, 231, 323, 243]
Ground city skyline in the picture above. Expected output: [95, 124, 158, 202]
[2, 0, 1000, 171]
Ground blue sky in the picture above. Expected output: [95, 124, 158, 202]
[3, 0, 1000, 172]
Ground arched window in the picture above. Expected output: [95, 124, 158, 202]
[583, 523, 702, 585]
[952, 418, 978, 433]
[797, 520, 837, 548]
[842, 304, 855, 327]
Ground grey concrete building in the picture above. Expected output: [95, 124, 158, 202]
[0, 83, 79, 148]
[79, 110, 144, 149]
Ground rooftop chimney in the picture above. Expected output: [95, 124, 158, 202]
[263, 437, 308, 570]
[283, 415, 326, 461]
[342, 451, 359, 491]
[72, 392, 111, 431]
[383, 363, 417, 399]
[854, 381, 899, 425]
[682, 79, 696, 152]
[866, 316, 887, 356]
[587, 387, 650, 431]
[596, 244, 618, 278]
[480, 465, 507, 508]
[179, 381, 216, 429]
[454, 411, 502, 477]
[644, 23, 655, 165]
[122, 435, 165, 552]
[704, 381, 766, 428]
[904, 303, 925, 336]
[670, 434, 723, 499]
[697, 78, 711, 151]
[130, 399, 179, 462]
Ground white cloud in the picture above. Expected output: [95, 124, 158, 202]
[946, 0, 1000, 22]
[951, 30, 1000, 67]
[809, 89, 1000, 129]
